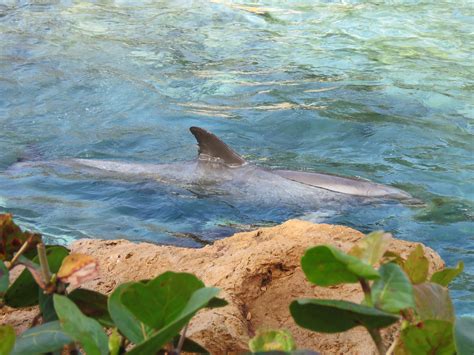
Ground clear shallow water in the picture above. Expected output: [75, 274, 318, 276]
[0, 1, 472, 314]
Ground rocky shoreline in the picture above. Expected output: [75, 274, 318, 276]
[1, 220, 444, 354]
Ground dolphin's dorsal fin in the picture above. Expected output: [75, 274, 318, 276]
[190, 127, 246, 167]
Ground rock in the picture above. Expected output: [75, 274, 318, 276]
[0, 220, 444, 354]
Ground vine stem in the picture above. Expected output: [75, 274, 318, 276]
[367, 327, 386, 355]
[385, 337, 398, 355]
[175, 322, 189, 355]
[359, 278, 386, 354]
[359, 278, 373, 306]
[37, 243, 51, 286]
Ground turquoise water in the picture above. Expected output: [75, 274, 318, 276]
[0, 1, 472, 314]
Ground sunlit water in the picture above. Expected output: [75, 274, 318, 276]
[0, 0, 472, 314]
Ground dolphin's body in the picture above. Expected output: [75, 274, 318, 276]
[8, 127, 416, 210]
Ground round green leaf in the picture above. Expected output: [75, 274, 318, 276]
[128, 287, 220, 354]
[348, 231, 391, 266]
[301, 245, 380, 287]
[403, 244, 429, 284]
[454, 316, 474, 355]
[108, 282, 150, 344]
[54, 294, 108, 355]
[431, 261, 464, 287]
[413, 282, 454, 322]
[290, 299, 399, 333]
[11, 321, 72, 355]
[39, 292, 57, 323]
[68, 288, 113, 327]
[0, 325, 15, 355]
[120, 272, 205, 329]
[397, 320, 455, 355]
[371, 263, 415, 313]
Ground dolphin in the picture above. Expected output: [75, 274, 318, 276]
[8, 127, 417, 209]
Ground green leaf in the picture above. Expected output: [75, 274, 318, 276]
[5, 246, 69, 307]
[0, 262, 8, 295]
[108, 282, 150, 344]
[128, 287, 220, 354]
[206, 297, 228, 308]
[431, 261, 464, 287]
[16, 256, 46, 289]
[402, 245, 429, 284]
[53, 294, 108, 355]
[0, 324, 15, 355]
[396, 320, 455, 355]
[39, 292, 57, 322]
[11, 321, 72, 355]
[68, 288, 114, 327]
[371, 263, 415, 313]
[301, 245, 379, 286]
[413, 282, 454, 322]
[120, 272, 205, 329]
[454, 316, 474, 355]
[381, 251, 404, 266]
[290, 299, 399, 333]
[249, 329, 296, 352]
[348, 231, 391, 266]
[108, 328, 121, 355]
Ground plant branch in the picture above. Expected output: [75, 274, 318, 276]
[8, 236, 35, 270]
[367, 327, 386, 355]
[385, 337, 398, 355]
[37, 243, 51, 286]
[359, 278, 373, 306]
[175, 322, 189, 355]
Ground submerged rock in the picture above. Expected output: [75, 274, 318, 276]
[1, 220, 444, 354]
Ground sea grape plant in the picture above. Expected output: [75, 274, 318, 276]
[0, 214, 227, 354]
[290, 231, 472, 354]
[1, 213, 473, 354]
[249, 329, 297, 353]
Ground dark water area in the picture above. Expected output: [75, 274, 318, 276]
[0, 1, 472, 314]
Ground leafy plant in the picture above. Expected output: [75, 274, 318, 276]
[0, 214, 226, 354]
[2, 214, 471, 355]
[290, 231, 468, 354]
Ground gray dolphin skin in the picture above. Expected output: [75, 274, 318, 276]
[9, 127, 416, 208]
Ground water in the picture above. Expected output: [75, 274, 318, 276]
[0, 0, 472, 314]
